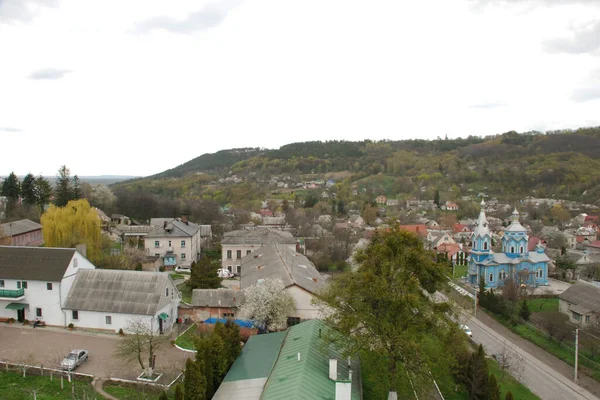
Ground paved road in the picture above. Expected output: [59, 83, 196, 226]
[468, 315, 599, 400]
[0, 324, 191, 383]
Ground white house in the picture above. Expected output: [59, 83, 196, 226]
[145, 215, 203, 268]
[221, 228, 297, 274]
[63, 269, 180, 334]
[558, 283, 600, 327]
[240, 243, 323, 320]
[0, 246, 95, 325]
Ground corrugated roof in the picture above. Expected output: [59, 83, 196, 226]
[221, 228, 296, 245]
[0, 219, 42, 236]
[191, 289, 245, 307]
[240, 244, 323, 294]
[63, 269, 177, 315]
[261, 320, 361, 400]
[146, 219, 201, 238]
[213, 331, 287, 400]
[0, 246, 75, 281]
[559, 283, 600, 314]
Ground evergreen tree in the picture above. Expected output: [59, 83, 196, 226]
[220, 319, 242, 366]
[183, 358, 206, 400]
[34, 175, 52, 212]
[71, 175, 82, 200]
[505, 392, 514, 400]
[488, 374, 501, 400]
[466, 344, 490, 400]
[190, 257, 222, 290]
[158, 391, 169, 400]
[1, 172, 21, 200]
[519, 299, 531, 321]
[174, 385, 184, 400]
[434, 189, 441, 207]
[478, 276, 487, 308]
[54, 165, 73, 207]
[195, 337, 214, 398]
[21, 173, 37, 206]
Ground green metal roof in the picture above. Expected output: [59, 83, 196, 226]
[223, 330, 287, 382]
[261, 319, 361, 400]
[5, 303, 28, 310]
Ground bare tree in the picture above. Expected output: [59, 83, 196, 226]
[14, 353, 36, 377]
[116, 318, 169, 378]
[494, 343, 524, 382]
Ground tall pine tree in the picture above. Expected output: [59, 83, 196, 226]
[183, 358, 206, 400]
[1, 172, 21, 217]
[466, 344, 490, 400]
[488, 374, 501, 400]
[54, 165, 73, 207]
[190, 257, 222, 289]
[34, 175, 52, 212]
[21, 173, 37, 206]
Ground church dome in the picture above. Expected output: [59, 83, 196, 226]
[505, 207, 526, 233]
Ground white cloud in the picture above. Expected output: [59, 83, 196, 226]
[28, 68, 71, 80]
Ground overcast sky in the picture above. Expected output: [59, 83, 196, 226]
[1, 0, 600, 177]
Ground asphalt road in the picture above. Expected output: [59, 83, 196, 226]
[468, 315, 599, 400]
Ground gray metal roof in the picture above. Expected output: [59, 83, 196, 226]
[146, 218, 201, 238]
[150, 218, 173, 227]
[114, 225, 155, 236]
[63, 269, 177, 315]
[191, 288, 245, 307]
[222, 228, 296, 245]
[559, 283, 600, 314]
[0, 219, 42, 237]
[0, 246, 75, 281]
[240, 244, 323, 293]
[199, 225, 212, 237]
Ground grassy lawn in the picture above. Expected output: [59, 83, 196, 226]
[526, 297, 558, 313]
[453, 264, 468, 280]
[177, 281, 192, 304]
[103, 381, 167, 400]
[174, 323, 198, 351]
[487, 359, 539, 400]
[169, 273, 185, 280]
[0, 371, 97, 400]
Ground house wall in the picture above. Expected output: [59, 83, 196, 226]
[0, 279, 63, 325]
[66, 310, 156, 333]
[11, 230, 43, 246]
[286, 285, 320, 320]
[559, 299, 597, 326]
[60, 253, 96, 307]
[144, 233, 201, 267]
[184, 306, 239, 320]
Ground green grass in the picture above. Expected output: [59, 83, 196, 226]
[177, 281, 192, 304]
[0, 371, 98, 400]
[526, 297, 558, 313]
[174, 323, 198, 351]
[169, 273, 185, 280]
[487, 358, 540, 399]
[453, 264, 468, 280]
[102, 381, 167, 400]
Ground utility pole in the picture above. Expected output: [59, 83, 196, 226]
[575, 328, 579, 383]
[473, 286, 477, 318]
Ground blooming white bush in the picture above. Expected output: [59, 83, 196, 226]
[239, 278, 296, 332]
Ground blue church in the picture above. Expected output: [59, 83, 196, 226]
[468, 201, 549, 288]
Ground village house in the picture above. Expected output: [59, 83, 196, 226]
[145, 215, 203, 268]
[0, 219, 43, 247]
[0, 246, 95, 325]
[558, 283, 600, 327]
[240, 243, 323, 320]
[583, 240, 600, 254]
[562, 232, 577, 250]
[435, 242, 468, 266]
[386, 199, 400, 207]
[221, 227, 297, 274]
[375, 195, 387, 205]
[63, 269, 180, 334]
[399, 224, 428, 240]
[428, 230, 456, 249]
[441, 201, 459, 211]
[190, 288, 245, 320]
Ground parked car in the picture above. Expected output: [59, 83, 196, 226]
[61, 349, 89, 371]
[491, 353, 504, 364]
[217, 268, 235, 278]
[460, 324, 472, 338]
[175, 266, 191, 273]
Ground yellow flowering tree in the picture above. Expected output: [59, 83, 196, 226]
[41, 199, 101, 262]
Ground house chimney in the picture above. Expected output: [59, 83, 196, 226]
[329, 359, 338, 380]
[335, 380, 352, 400]
[181, 213, 189, 225]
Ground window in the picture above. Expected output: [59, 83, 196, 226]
[227, 266, 232, 272]
[511, 246, 515, 253]
[223, 313, 235, 318]
[181, 240, 186, 248]
[0, 280, 4, 288]
[287, 317, 301, 326]
[483, 241, 488, 250]
[47, 283, 53, 290]
[154, 241, 160, 248]
[181, 253, 186, 260]
[36, 308, 42, 317]
[227, 250, 232, 259]
[72, 310, 79, 320]
[73, 258, 78, 268]
[585, 315, 591, 323]
[489, 273, 494, 282]
[236, 250, 242, 259]
[572, 312, 581, 321]
[165, 287, 169, 298]
[246, 250, 252, 256]
[106, 316, 112, 325]
[520, 246, 524, 253]
[17, 281, 27, 289]
[499, 270, 507, 280]
[237, 266, 241, 274]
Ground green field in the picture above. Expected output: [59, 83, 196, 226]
[177, 281, 192, 304]
[0, 371, 97, 400]
[487, 358, 539, 400]
[174, 323, 198, 351]
[103, 381, 167, 400]
[453, 264, 468, 280]
[526, 297, 559, 313]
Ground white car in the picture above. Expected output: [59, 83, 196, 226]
[175, 266, 191, 273]
[217, 268, 235, 278]
[61, 349, 89, 371]
[460, 324, 473, 338]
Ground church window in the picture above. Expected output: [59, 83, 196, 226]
[489, 273, 494, 282]
[483, 241, 488, 250]
[510, 246, 515, 253]
[499, 270, 507, 280]
[520, 246, 524, 253]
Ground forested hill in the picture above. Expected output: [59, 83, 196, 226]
[115, 127, 600, 205]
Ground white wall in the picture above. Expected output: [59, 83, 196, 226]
[66, 310, 155, 333]
[145, 233, 201, 267]
[0, 279, 63, 324]
[286, 285, 321, 320]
